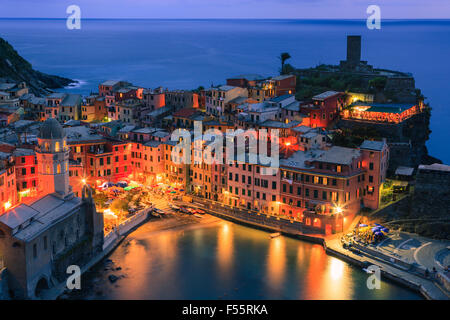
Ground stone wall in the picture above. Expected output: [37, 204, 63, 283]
[375, 196, 411, 219]
[0, 268, 10, 300]
[411, 168, 450, 219]
[337, 110, 432, 173]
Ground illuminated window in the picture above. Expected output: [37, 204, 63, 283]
[336, 165, 342, 173]
[46, 165, 50, 174]
[55, 142, 60, 152]
[57, 164, 61, 174]
[331, 192, 338, 201]
[313, 218, 321, 228]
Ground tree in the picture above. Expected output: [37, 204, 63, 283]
[281, 63, 295, 75]
[368, 77, 387, 91]
[279, 52, 291, 74]
[110, 199, 128, 213]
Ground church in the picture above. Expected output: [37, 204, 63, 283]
[0, 118, 104, 299]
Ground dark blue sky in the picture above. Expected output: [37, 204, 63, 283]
[1, 0, 449, 19]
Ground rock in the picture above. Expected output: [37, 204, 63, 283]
[0, 37, 74, 95]
[108, 275, 119, 283]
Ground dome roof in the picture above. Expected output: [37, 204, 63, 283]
[38, 118, 66, 139]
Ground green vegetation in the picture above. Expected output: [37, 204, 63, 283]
[368, 76, 387, 91]
[332, 127, 383, 148]
[278, 52, 291, 74]
[294, 71, 367, 100]
[380, 180, 394, 205]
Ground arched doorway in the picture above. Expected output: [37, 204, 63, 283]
[35, 277, 49, 298]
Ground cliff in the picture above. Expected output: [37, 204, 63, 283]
[0, 37, 74, 96]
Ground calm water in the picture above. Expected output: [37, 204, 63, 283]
[72, 220, 421, 300]
[0, 19, 449, 163]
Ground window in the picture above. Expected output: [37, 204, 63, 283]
[33, 243, 37, 259]
[331, 192, 338, 201]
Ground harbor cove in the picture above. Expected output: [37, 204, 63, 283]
[64, 215, 422, 300]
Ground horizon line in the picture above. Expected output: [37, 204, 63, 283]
[1, 17, 450, 21]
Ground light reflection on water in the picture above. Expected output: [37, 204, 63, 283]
[76, 220, 422, 300]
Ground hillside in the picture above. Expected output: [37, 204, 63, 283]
[0, 37, 74, 96]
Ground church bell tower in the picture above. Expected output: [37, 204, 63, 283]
[36, 118, 72, 198]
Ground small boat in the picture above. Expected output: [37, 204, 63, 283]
[270, 232, 281, 239]
[151, 212, 161, 218]
[362, 268, 375, 274]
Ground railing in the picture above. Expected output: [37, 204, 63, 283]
[102, 207, 151, 251]
[190, 195, 321, 235]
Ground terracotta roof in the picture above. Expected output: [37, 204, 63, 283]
[173, 108, 199, 118]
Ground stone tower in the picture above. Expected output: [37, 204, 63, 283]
[346, 35, 361, 66]
[36, 118, 72, 198]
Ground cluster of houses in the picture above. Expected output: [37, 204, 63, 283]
[0, 73, 420, 234]
[0, 68, 439, 298]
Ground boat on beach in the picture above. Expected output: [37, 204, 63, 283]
[270, 232, 281, 238]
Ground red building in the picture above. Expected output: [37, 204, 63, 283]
[226, 74, 266, 88]
[0, 153, 17, 214]
[301, 91, 344, 128]
[143, 90, 165, 111]
[271, 75, 296, 96]
[13, 148, 38, 202]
